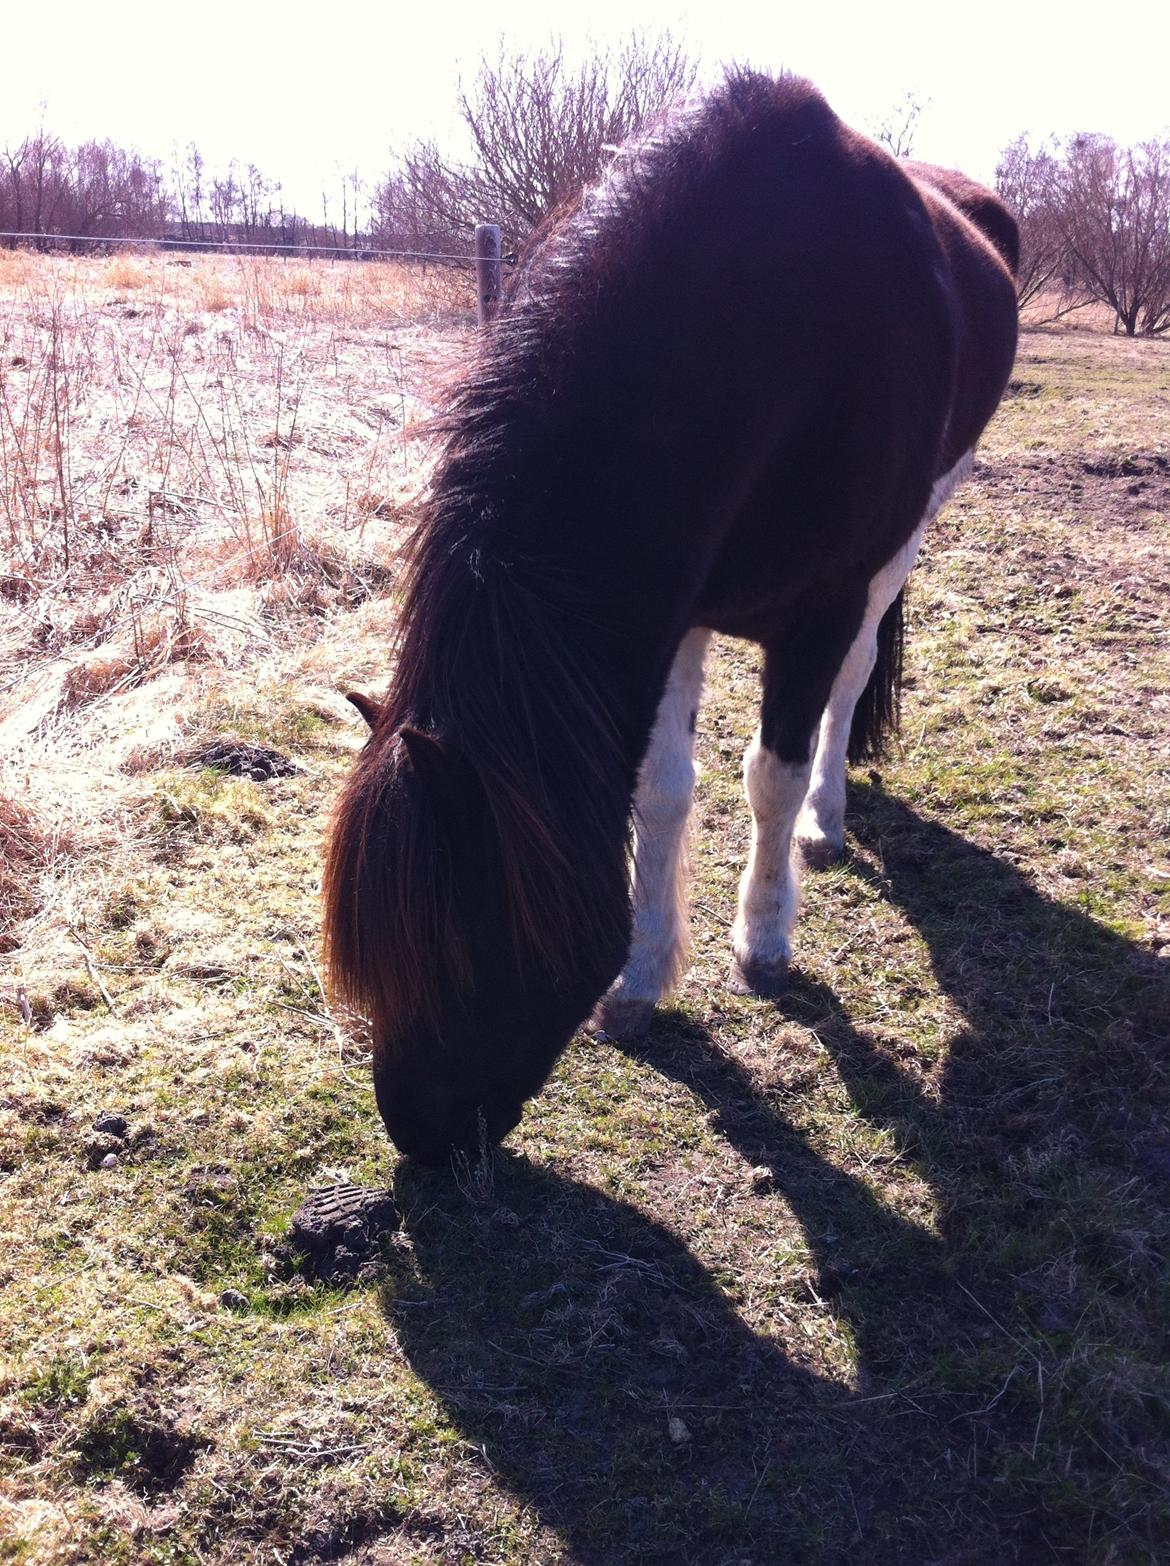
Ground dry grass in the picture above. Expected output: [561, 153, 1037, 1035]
[0, 251, 467, 1078]
[1015, 286, 1170, 337]
[0, 251, 468, 594]
[0, 256, 1167, 1566]
[99, 256, 152, 293]
[0, 251, 469, 985]
[0, 794, 61, 954]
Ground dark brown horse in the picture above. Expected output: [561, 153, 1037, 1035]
[324, 73, 1019, 1165]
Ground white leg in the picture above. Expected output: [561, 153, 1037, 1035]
[730, 732, 810, 994]
[590, 628, 710, 1038]
[796, 451, 974, 866]
[794, 532, 921, 868]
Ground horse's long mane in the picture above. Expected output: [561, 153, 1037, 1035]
[322, 506, 633, 1043]
[321, 188, 659, 1042]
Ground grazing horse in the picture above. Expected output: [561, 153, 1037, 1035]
[324, 73, 1019, 1165]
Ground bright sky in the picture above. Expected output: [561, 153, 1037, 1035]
[5, 0, 1167, 217]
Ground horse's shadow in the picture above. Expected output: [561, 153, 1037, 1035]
[387, 1155, 861, 1565]
[383, 787, 1168, 1564]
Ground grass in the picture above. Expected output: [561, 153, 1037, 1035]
[1, 257, 1168, 1564]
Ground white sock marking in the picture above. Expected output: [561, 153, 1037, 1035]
[797, 450, 975, 858]
[602, 628, 710, 1016]
[732, 732, 811, 977]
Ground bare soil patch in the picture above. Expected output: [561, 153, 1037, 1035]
[974, 449, 1170, 530]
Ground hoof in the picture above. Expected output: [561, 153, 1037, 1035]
[728, 957, 790, 999]
[796, 834, 844, 870]
[587, 994, 656, 1040]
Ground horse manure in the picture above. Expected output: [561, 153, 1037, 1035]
[286, 1182, 397, 1287]
[178, 737, 299, 782]
[92, 1111, 128, 1137]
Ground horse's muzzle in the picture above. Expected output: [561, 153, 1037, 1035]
[383, 1100, 522, 1168]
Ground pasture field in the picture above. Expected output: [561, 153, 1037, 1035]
[1, 254, 1168, 1565]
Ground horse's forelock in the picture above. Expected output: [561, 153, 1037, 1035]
[323, 731, 470, 1052]
[323, 644, 623, 1052]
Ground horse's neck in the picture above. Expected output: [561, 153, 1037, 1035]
[430, 535, 671, 781]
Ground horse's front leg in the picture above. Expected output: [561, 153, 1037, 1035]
[589, 628, 710, 1039]
[729, 729, 812, 995]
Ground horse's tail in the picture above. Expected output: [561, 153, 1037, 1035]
[847, 588, 906, 763]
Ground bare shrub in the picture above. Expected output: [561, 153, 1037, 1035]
[871, 90, 929, 159]
[376, 34, 698, 251]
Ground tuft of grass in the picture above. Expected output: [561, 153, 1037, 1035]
[100, 255, 151, 292]
[21, 1355, 93, 1413]
[0, 799, 42, 934]
[148, 771, 273, 844]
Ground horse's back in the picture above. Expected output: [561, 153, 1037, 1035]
[462, 73, 1018, 647]
[900, 162, 1020, 469]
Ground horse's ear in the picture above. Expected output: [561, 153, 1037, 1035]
[399, 727, 471, 815]
[346, 690, 383, 730]
[398, 725, 448, 779]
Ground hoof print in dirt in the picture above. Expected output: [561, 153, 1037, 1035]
[180, 737, 299, 782]
[287, 1182, 397, 1286]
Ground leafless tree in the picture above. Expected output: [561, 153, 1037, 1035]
[1056, 133, 1170, 335]
[1, 125, 345, 253]
[0, 132, 66, 240]
[871, 90, 929, 159]
[995, 134, 1078, 309]
[65, 141, 168, 240]
[375, 34, 698, 252]
[0, 132, 167, 245]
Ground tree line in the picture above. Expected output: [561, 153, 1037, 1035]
[3, 41, 1168, 334]
[0, 130, 372, 255]
[997, 132, 1170, 334]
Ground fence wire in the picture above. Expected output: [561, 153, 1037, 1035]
[0, 230, 511, 265]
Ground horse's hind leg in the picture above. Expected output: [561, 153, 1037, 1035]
[794, 528, 924, 868]
[590, 628, 710, 1039]
[796, 452, 975, 867]
[731, 601, 866, 996]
